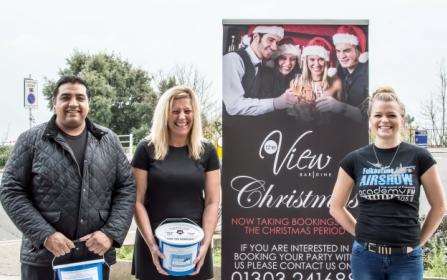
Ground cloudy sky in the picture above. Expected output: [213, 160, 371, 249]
[1, 0, 446, 142]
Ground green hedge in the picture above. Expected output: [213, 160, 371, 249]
[424, 217, 447, 277]
[0, 145, 12, 168]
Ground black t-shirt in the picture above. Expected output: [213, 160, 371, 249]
[340, 142, 436, 246]
[131, 140, 220, 226]
[60, 127, 87, 175]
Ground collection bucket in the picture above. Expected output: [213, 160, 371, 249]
[155, 218, 204, 276]
[53, 258, 105, 280]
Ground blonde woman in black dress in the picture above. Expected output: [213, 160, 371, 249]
[131, 86, 220, 279]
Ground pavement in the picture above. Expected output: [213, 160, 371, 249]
[0, 240, 20, 280]
[0, 148, 446, 279]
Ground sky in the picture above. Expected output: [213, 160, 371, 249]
[1, 0, 446, 143]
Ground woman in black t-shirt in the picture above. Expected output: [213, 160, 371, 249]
[131, 86, 220, 280]
[330, 86, 446, 280]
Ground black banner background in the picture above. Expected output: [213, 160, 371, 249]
[222, 22, 369, 280]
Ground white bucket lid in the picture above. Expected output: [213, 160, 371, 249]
[155, 222, 204, 245]
[53, 258, 105, 270]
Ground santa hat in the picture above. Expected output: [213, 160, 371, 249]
[241, 25, 284, 46]
[272, 43, 301, 60]
[332, 25, 368, 63]
[302, 37, 337, 77]
[266, 43, 301, 68]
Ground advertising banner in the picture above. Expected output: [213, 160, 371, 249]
[222, 20, 369, 280]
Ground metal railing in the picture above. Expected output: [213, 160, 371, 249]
[117, 134, 133, 160]
[405, 128, 447, 147]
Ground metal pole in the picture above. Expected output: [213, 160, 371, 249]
[29, 107, 33, 128]
[129, 133, 133, 155]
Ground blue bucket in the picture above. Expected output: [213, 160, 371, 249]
[53, 258, 105, 280]
[155, 218, 204, 276]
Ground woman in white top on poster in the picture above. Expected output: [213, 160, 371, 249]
[288, 36, 342, 122]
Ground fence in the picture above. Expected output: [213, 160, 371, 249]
[117, 134, 133, 160]
[406, 128, 447, 147]
[369, 128, 447, 148]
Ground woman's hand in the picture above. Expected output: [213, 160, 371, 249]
[148, 243, 168, 276]
[191, 244, 209, 275]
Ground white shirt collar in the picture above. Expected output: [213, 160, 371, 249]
[246, 46, 262, 66]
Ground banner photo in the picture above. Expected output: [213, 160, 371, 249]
[222, 21, 369, 280]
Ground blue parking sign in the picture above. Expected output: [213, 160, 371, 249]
[415, 130, 428, 148]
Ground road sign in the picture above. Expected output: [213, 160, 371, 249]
[24, 78, 38, 108]
[415, 129, 428, 148]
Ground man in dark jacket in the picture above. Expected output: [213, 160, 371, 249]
[315, 25, 369, 124]
[0, 76, 136, 279]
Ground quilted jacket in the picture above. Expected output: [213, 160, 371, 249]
[0, 115, 136, 266]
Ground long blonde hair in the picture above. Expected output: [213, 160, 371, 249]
[300, 56, 330, 90]
[148, 85, 204, 160]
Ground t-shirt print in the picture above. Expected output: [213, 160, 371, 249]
[358, 163, 416, 202]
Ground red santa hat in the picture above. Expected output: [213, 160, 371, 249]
[302, 37, 337, 77]
[272, 43, 301, 60]
[332, 25, 368, 63]
[266, 43, 301, 68]
[241, 25, 284, 46]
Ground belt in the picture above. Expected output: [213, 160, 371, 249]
[357, 240, 413, 255]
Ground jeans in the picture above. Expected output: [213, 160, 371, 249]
[350, 240, 423, 280]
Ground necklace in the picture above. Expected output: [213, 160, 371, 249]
[371, 143, 400, 168]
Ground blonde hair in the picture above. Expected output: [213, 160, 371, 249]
[148, 85, 204, 160]
[300, 56, 330, 90]
[368, 86, 406, 117]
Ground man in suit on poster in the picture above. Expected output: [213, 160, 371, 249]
[223, 25, 297, 116]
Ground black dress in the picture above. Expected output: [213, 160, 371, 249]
[131, 140, 220, 280]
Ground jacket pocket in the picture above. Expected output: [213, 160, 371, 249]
[99, 210, 110, 223]
[41, 211, 61, 224]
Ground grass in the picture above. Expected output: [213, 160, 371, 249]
[117, 245, 134, 261]
[213, 244, 221, 267]
[424, 238, 447, 277]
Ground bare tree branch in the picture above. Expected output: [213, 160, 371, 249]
[153, 64, 222, 143]
[420, 59, 447, 146]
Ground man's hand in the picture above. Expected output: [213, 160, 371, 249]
[79, 231, 113, 256]
[44, 232, 75, 257]
[273, 89, 297, 110]
[315, 96, 345, 114]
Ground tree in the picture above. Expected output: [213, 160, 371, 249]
[403, 113, 416, 143]
[43, 50, 157, 144]
[421, 59, 447, 147]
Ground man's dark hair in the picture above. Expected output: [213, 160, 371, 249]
[52, 76, 91, 99]
[252, 33, 267, 44]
